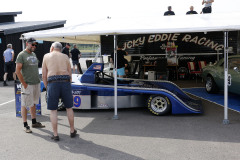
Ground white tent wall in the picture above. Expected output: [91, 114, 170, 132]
[21, 13, 240, 123]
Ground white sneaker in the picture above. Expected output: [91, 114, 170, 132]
[24, 126, 32, 133]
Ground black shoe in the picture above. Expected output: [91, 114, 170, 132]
[32, 122, 45, 128]
[70, 129, 77, 138]
[3, 83, 8, 86]
[51, 135, 59, 141]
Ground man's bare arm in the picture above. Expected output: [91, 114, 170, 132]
[42, 58, 48, 89]
[67, 61, 72, 82]
[15, 63, 27, 89]
[11, 51, 14, 61]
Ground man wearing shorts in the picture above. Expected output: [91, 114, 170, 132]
[3, 44, 17, 86]
[16, 38, 45, 133]
[110, 43, 128, 78]
[42, 42, 76, 141]
[70, 44, 81, 74]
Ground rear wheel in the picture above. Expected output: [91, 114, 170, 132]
[205, 75, 218, 93]
[147, 95, 171, 115]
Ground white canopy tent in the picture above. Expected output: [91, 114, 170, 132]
[22, 13, 240, 43]
[22, 13, 240, 123]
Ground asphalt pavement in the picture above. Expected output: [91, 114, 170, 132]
[1, 80, 240, 160]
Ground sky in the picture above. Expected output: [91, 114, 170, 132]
[1, 0, 240, 26]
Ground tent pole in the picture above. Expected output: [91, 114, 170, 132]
[113, 35, 119, 120]
[99, 44, 103, 63]
[223, 31, 229, 125]
[22, 38, 25, 50]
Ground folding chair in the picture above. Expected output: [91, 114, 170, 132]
[198, 61, 207, 71]
[198, 61, 207, 82]
[187, 62, 202, 83]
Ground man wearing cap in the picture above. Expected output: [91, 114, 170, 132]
[164, 6, 175, 16]
[3, 44, 17, 86]
[16, 38, 45, 133]
[62, 43, 71, 57]
[186, 6, 198, 15]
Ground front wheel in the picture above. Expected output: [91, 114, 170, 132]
[45, 92, 65, 111]
[147, 95, 171, 115]
[205, 75, 218, 93]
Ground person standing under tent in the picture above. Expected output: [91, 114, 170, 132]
[15, 38, 45, 133]
[202, 0, 214, 13]
[42, 42, 77, 141]
[70, 44, 82, 74]
[62, 43, 71, 57]
[3, 44, 17, 86]
[110, 43, 128, 78]
[124, 58, 130, 77]
[164, 6, 175, 16]
[186, 6, 198, 14]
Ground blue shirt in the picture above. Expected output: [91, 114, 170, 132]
[3, 48, 14, 62]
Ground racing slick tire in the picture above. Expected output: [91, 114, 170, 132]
[45, 92, 65, 111]
[205, 75, 218, 93]
[147, 95, 171, 115]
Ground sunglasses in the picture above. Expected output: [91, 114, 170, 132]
[30, 42, 38, 47]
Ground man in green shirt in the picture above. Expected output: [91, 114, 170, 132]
[16, 38, 45, 133]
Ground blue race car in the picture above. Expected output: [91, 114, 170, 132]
[41, 63, 202, 116]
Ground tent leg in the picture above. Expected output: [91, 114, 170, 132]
[99, 45, 103, 63]
[112, 35, 119, 120]
[223, 31, 229, 125]
[22, 39, 25, 50]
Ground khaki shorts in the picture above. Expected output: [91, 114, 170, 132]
[21, 83, 40, 108]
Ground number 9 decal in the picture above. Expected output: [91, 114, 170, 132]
[73, 96, 81, 107]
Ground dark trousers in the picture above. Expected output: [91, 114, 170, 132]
[4, 61, 15, 73]
[77, 63, 83, 74]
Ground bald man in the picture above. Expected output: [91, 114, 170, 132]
[186, 6, 198, 14]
